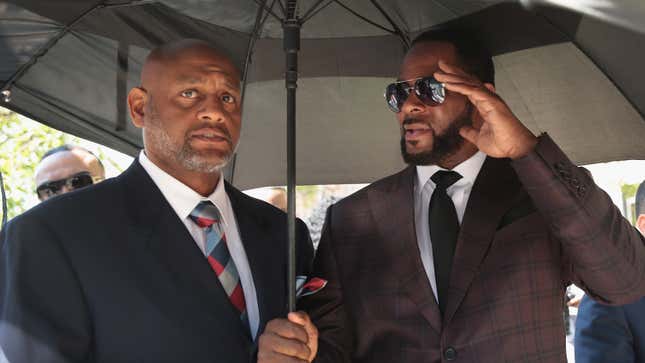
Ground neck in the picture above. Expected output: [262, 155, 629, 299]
[181, 171, 221, 196]
[436, 143, 478, 170]
[145, 152, 221, 196]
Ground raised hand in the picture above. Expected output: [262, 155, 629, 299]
[434, 60, 537, 159]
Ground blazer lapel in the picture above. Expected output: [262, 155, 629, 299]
[443, 157, 523, 325]
[368, 166, 442, 334]
[121, 161, 249, 341]
[226, 184, 284, 334]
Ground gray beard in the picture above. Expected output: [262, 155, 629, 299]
[146, 102, 235, 173]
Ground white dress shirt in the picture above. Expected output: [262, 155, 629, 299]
[414, 151, 487, 302]
[139, 151, 260, 339]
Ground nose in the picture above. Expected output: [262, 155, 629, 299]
[196, 96, 226, 123]
[400, 90, 426, 116]
[59, 184, 73, 194]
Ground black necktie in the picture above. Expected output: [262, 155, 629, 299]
[429, 170, 462, 315]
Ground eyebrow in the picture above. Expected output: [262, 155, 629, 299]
[176, 74, 239, 89]
[175, 75, 204, 84]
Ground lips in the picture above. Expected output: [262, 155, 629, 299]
[189, 128, 231, 146]
[403, 123, 432, 140]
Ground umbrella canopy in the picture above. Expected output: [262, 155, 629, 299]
[1, 0, 645, 189]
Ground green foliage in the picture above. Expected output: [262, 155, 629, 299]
[621, 183, 639, 225]
[296, 185, 321, 212]
[621, 183, 638, 199]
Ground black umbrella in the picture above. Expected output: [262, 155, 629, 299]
[2, 0, 645, 308]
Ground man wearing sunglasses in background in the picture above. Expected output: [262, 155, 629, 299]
[258, 28, 645, 363]
[34, 145, 105, 202]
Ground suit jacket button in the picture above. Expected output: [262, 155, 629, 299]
[444, 347, 457, 361]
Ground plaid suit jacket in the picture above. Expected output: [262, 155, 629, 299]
[301, 134, 645, 363]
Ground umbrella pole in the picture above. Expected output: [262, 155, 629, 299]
[283, 16, 300, 312]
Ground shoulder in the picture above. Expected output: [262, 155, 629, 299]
[11, 176, 122, 228]
[331, 167, 412, 212]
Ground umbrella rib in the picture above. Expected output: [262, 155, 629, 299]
[275, 0, 287, 18]
[252, 0, 284, 22]
[369, 0, 410, 47]
[332, 0, 396, 34]
[1, 2, 106, 93]
[300, 0, 329, 23]
[301, 0, 334, 24]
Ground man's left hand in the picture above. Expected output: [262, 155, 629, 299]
[434, 60, 538, 159]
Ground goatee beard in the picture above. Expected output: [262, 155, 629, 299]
[400, 103, 472, 166]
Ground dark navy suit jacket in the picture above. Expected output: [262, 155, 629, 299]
[575, 295, 645, 363]
[0, 160, 313, 363]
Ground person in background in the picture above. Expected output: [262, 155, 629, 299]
[575, 180, 645, 363]
[34, 144, 105, 201]
[266, 187, 287, 212]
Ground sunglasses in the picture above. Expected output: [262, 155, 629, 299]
[384, 76, 446, 113]
[36, 172, 101, 200]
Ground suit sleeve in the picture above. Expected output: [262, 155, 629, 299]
[298, 206, 353, 363]
[511, 133, 645, 304]
[574, 295, 635, 363]
[0, 213, 92, 362]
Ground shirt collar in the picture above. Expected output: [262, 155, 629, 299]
[415, 151, 487, 190]
[138, 150, 231, 227]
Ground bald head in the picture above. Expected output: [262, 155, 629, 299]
[141, 39, 240, 90]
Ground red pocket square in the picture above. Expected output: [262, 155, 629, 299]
[296, 276, 328, 298]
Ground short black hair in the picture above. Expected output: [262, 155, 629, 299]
[41, 144, 105, 171]
[636, 180, 645, 216]
[410, 27, 495, 85]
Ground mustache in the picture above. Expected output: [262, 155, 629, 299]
[402, 117, 434, 132]
[402, 117, 430, 126]
[187, 122, 233, 143]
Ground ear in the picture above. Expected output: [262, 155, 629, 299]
[128, 87, 147, 129]
[636, 214, 645, 235]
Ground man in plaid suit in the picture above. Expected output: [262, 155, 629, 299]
[257, 29, 645, 363]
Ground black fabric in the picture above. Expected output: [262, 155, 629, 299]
[0, 159, 314, 362]
[429, 170, 462, 315]
[1, 1, 645, 188]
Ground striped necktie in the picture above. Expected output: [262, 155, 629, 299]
[189, 201, 248, 328]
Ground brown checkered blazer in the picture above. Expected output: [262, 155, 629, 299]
[300, 135, 645, 363]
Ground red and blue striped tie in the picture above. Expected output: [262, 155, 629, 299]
[190, 201, 248, 329]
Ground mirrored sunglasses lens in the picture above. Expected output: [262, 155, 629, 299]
[385, 84, 404, 112]
[416, 77, 445, 105]
[37, 182, 63, 199]
[70, 174, 94, 189]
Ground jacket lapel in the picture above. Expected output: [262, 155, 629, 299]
[367, 166, 442, 334]
[121, 161, 249, 342]
[226, 184, 285, 334]
[443, 157, 523, 325]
